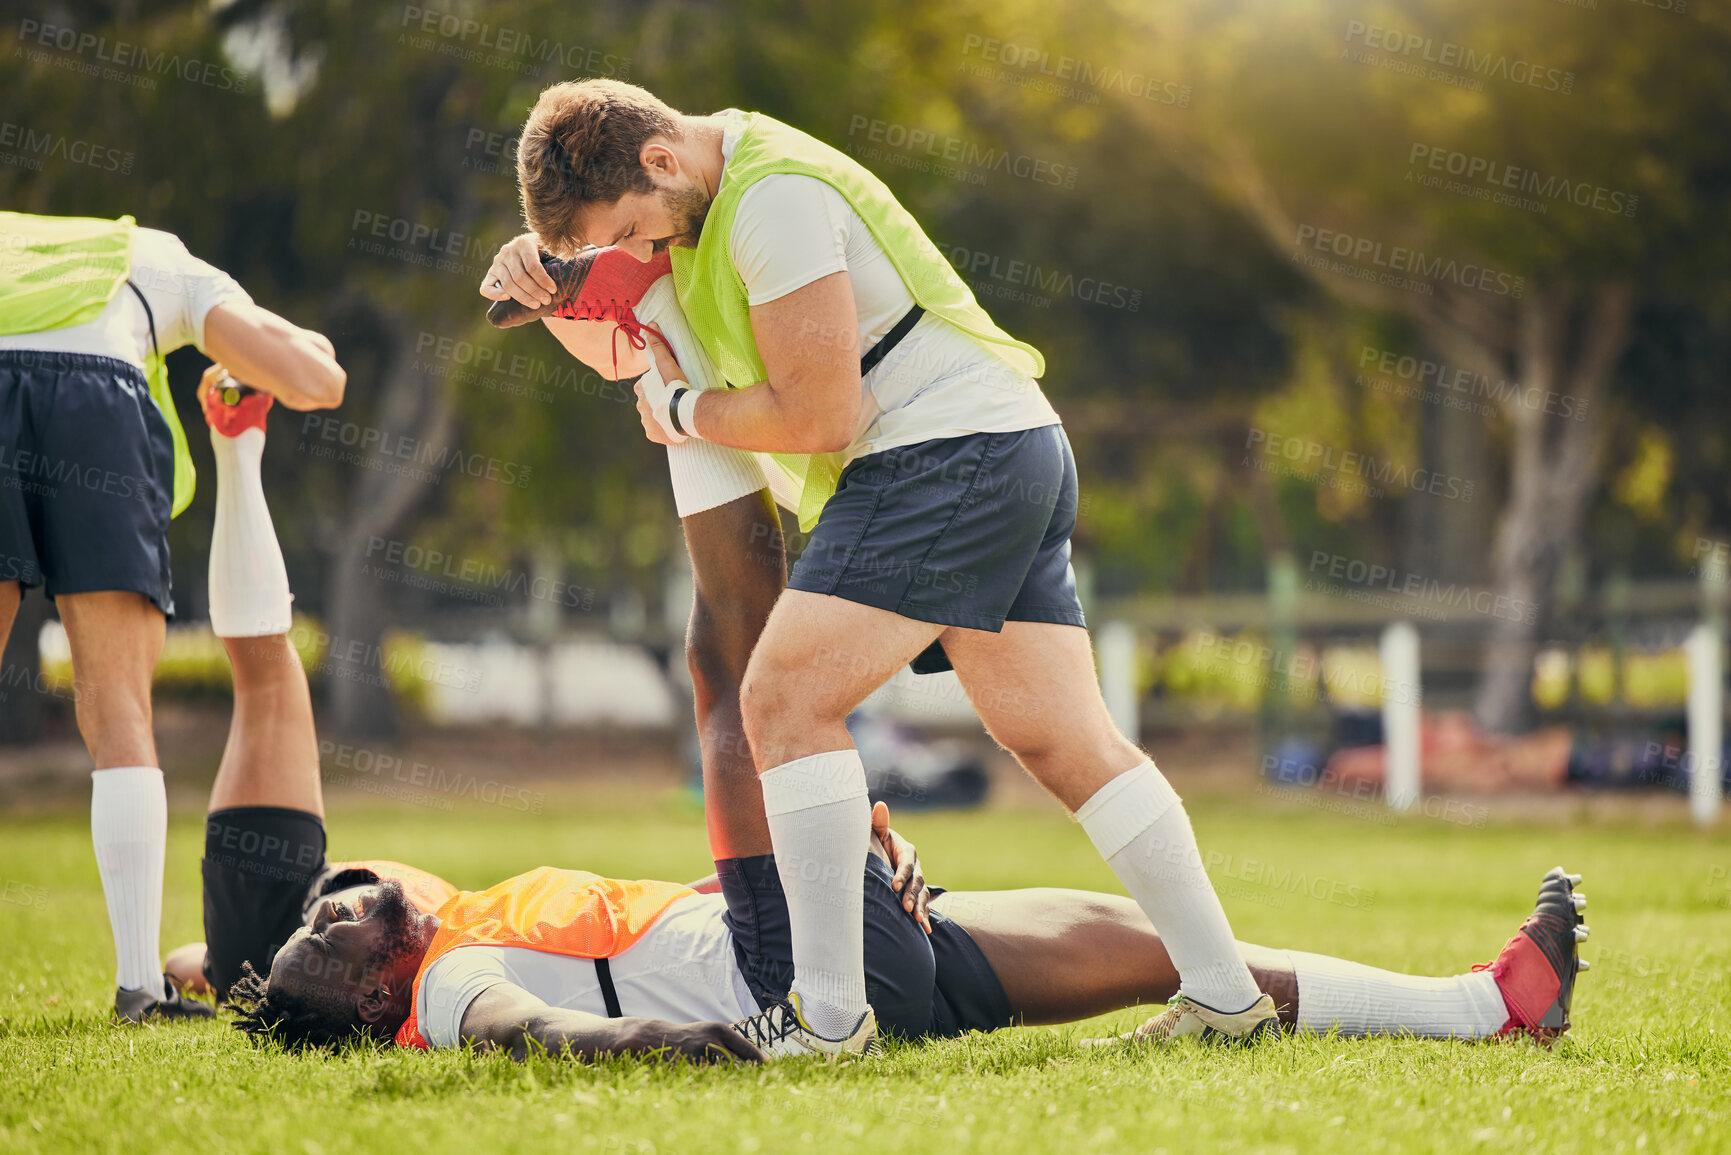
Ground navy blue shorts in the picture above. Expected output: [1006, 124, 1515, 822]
[201, 807, 330, 999]
[0, 350, 176, 615]
[717, 853, 1015, 1040]
[787, 425, 1085, 673]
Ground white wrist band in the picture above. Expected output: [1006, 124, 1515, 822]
[675, 387, 704, 441]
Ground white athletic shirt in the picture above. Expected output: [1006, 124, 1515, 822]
[0, 227, 252, 368]
[415, 892, 759, 1047]
[717, 110, 1058, 462]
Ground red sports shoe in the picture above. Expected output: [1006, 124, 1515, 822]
[485, 246, 671, 378]
[200, 376, 273, 438]
[1476, 867, 1588, 1045]
[485, 245, 670, 330]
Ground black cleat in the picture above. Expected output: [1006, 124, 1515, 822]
[114, 976, 217, 1023]
[1477, 867, 1587, 1044]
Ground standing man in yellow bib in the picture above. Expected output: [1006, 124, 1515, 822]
[483, 82, 1278, 1057]
[0, 212, 346, 1021]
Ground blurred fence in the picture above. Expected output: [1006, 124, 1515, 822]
[1094, 561, 1728, 824]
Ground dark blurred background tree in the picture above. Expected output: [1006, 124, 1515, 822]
[1111, 0, 1731, 730]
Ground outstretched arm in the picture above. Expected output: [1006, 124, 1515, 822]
[202, 302, 345, 410]
[459, 982, 762, 1063]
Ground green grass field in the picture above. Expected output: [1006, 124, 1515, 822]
[2, 785, 1728, 1154]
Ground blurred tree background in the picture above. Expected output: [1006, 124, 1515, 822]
[2, 0, 1726, 739]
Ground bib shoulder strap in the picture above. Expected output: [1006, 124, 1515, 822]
[124, 279, 160, 360]
[860, 305, 923, 376]
[593, 957, 623, 1018]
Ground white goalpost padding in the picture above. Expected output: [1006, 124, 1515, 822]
[1381, 621, 1421, 813]
[1098, 620, 1139, 741]
[1685, 622, 1723, 828]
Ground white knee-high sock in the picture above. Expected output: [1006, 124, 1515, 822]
[208, 424, 292, 638]
[759, 749, 872, 1038]
[90, 766, 168, 999]
[1077, 761, 1263, 1012]
[1286, 950, 1509, 1039]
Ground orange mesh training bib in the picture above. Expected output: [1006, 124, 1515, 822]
[395, 866, 695, 1048]
[336, 859, 460, 916]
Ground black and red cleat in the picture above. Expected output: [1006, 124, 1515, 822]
[1476, 866, 1589, 1045]
[200, 375, 272, 438]
[485, 245, 671, 330]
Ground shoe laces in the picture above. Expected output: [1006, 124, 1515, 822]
[732, 1001, 801, 1050]
[554, 297, 632, 323]
[1132, 995, 1194, 1041]
[552, 298, 659, 381]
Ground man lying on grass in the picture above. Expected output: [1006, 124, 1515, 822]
[183, 376, 1591, 1060]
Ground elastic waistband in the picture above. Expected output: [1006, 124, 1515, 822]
[0, 348, 148, 384]
[203, 806, 327, 880]
[714, 851, 896, 889]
